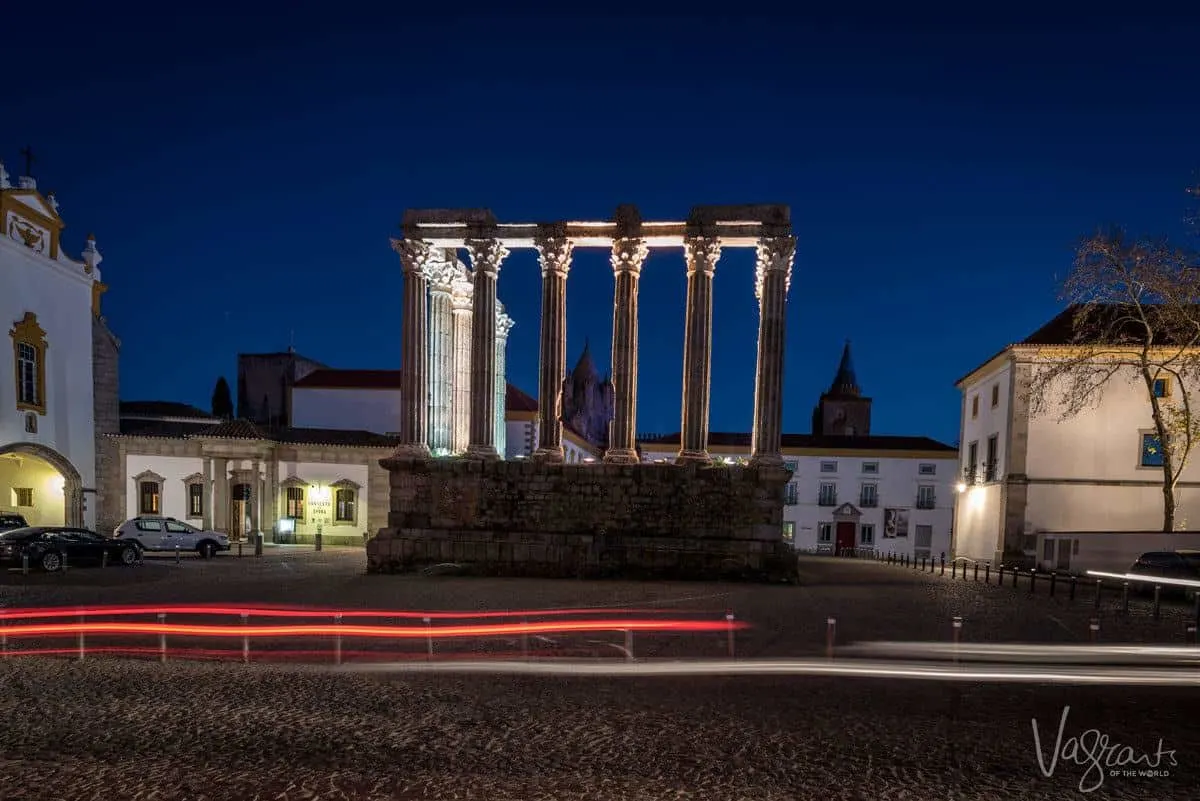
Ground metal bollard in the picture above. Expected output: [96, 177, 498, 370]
[1029, 570, 1037, 593]
[1122, 582, 1130, 615]
[1187, 624, 1197, 645]
[826, 617, 836, 659]
[997, 565, 1003, 585]
[1153, 585, 1162, 620]
[1069, 575, 1077, 601]
[241, 612, 250, 663]
[1094, 579, 1103, 610]
[254, 532, 264, 557]
[952, 561, 957, 579]
[238, 542, 243, 558]
[158, 612, 167, 663]
[974, 563, 979, 582]
[175, 545, 181, 565]
[78, 613, 85, 662]
[985, 564, 990, 584]
[101, 551, 107, 569]
[940, 557, 945, 576]
[1049, 572, 1056, 597]
[726, 612, 736, 658]
[63, 552, 68, 573]
[334, 614, 342, 665]
[315, 527, 323, 552]
[21, 552, 28, 576]
[921, 557, 926, 571]
[1011, 567, 1018, 589]
[952, 616, 962, 664]
[424, 616, 433, 660]
[1089, 618, 1100, 642]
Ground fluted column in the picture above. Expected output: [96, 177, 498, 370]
[391, 238, 434, 458]
[533, 233, 573, 461]
[449, 267, 473, 455]
[465, 237, 509, 459]
[495, 305, 515, 458]
[604, 237, 649, 464]
[425, 251, 458, 455]
[750, 236, 796, 467]
[677, 236, 721, 464]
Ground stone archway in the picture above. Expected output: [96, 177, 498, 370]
[0, 442, 84, 527]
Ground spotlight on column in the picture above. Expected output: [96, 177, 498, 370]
[955, 482, 967, 493]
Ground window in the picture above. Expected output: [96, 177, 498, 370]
[13, 488, 33, 507]
[783, 482, 799, 506]
[820, 461, 837, 473]
[861, 461, 879, 474]
[135, 519, 163, 532]
[971, 395, 979, 418]
[783, 460, 799, 473]
[139, 482, 160, 515]
[335, 488, 356, 522]
[782, 521, 795, 546]
[860, 523, 875, 545]
[984, 434, 998, 481]
[916, 485, 936, 509]
[10, 312, 47, 414]
[818, 482, 837, 506]
[165, 521, 195, 534]
[918, 463, 936, 475]
[188, 484, 204, 518]
[818, 522, 833, 542]
[991, 384, 1000, 407]
[285, 486, 306, 520]
[1153, 377, 1171, 398]
[1141, 433, 1164, 467]
[965, 442, 978, 483]
[860, 483, 878, 508]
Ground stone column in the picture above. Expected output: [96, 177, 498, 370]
[465, 237, 509, 459]
[264, 456, 279, 536]
[495, 304, 515, 458]
[213, 457, 229, 533]
[201, 456, 213, 530]
[391, 238, 434, 458]
[425, 251, 458, 455]
[250, 458, 263, 533]
[604, 236, 649, 464]
[677, 236, 721, 464]
[750, 236, 797, 467]
[450, 267, 473, 455]
[533, 232, 572, 461]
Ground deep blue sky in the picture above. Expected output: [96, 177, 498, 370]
[7, 7, 1198, 445]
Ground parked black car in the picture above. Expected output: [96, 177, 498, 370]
[1128, 550, 1200, 600]
[0, 513, 28, 532]
[0, 527, 141, 572]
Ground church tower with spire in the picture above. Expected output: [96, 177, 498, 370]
[811, 340, 872, 436]
[561, 338, 614, 449]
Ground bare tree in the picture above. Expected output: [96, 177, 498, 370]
[1026, 228, 1200, 532]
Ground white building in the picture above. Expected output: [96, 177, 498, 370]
[0, 160, 114, 529]
[953, 305, 1200, 573]
[639, 343, 958, 559]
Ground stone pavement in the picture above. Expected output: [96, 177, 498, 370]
[0, 552, 1198, 799]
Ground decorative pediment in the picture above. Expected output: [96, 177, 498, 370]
[132, 470, 166, 485]
[180, 472, 205, 486]
[10, 312, 47, 348]
[832, 502, 861, 518]
[9, 192, 60, 223]
[330, 478, 361, 491]
[1, 188, 63, 259]
[280, 475, 307, 489]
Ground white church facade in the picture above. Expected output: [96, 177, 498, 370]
[0, 160, 116, 530]
[954, 305, 1200, 573]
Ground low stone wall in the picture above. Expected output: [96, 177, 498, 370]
[367, 458, 797, 582]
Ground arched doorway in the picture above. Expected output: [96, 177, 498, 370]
[0, 442, 84, 527]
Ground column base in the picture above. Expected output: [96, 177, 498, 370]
[391, 443, 431, 460]
[750, 453, 785, 468]
[603, 449, 640, 465]
[465, 444, 501, 461]
[675, 450, 712, 466]
[532, 447, 565, 463]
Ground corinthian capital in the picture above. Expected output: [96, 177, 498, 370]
[424, 248, 461, 292]
[754, 235, 797, 300]
[391, 238, 434, 277]
[465, 238, 510, 277]
[610, 237, 649, 275]
[684, 236, 721, 277]
[534, 235, 573, 278]
[451, 269, 474, 311]
[496, 309, 516, 339]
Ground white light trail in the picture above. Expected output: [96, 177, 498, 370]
[838, 642, 1200, 665]
[1086, 570, 1200, 589]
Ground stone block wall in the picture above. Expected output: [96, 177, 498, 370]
[367, 459, 797, 581]
[92, 317, 123, 534]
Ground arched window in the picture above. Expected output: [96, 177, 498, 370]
[10, 312, 47, 415]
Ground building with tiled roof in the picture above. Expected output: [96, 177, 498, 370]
[637, 342, 958, 560]
[954, 303, 1200, 575]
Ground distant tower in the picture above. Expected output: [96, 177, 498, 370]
[561, 339, 614, 449]
[812, 340, 872, 436]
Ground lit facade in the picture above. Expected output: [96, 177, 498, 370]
[0, 163, 110, 528]
[953, 306, 1200, 571]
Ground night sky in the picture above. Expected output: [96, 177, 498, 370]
[7, 7, 1198, 445]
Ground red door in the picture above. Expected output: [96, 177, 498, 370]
[835, 521, 856, 555]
